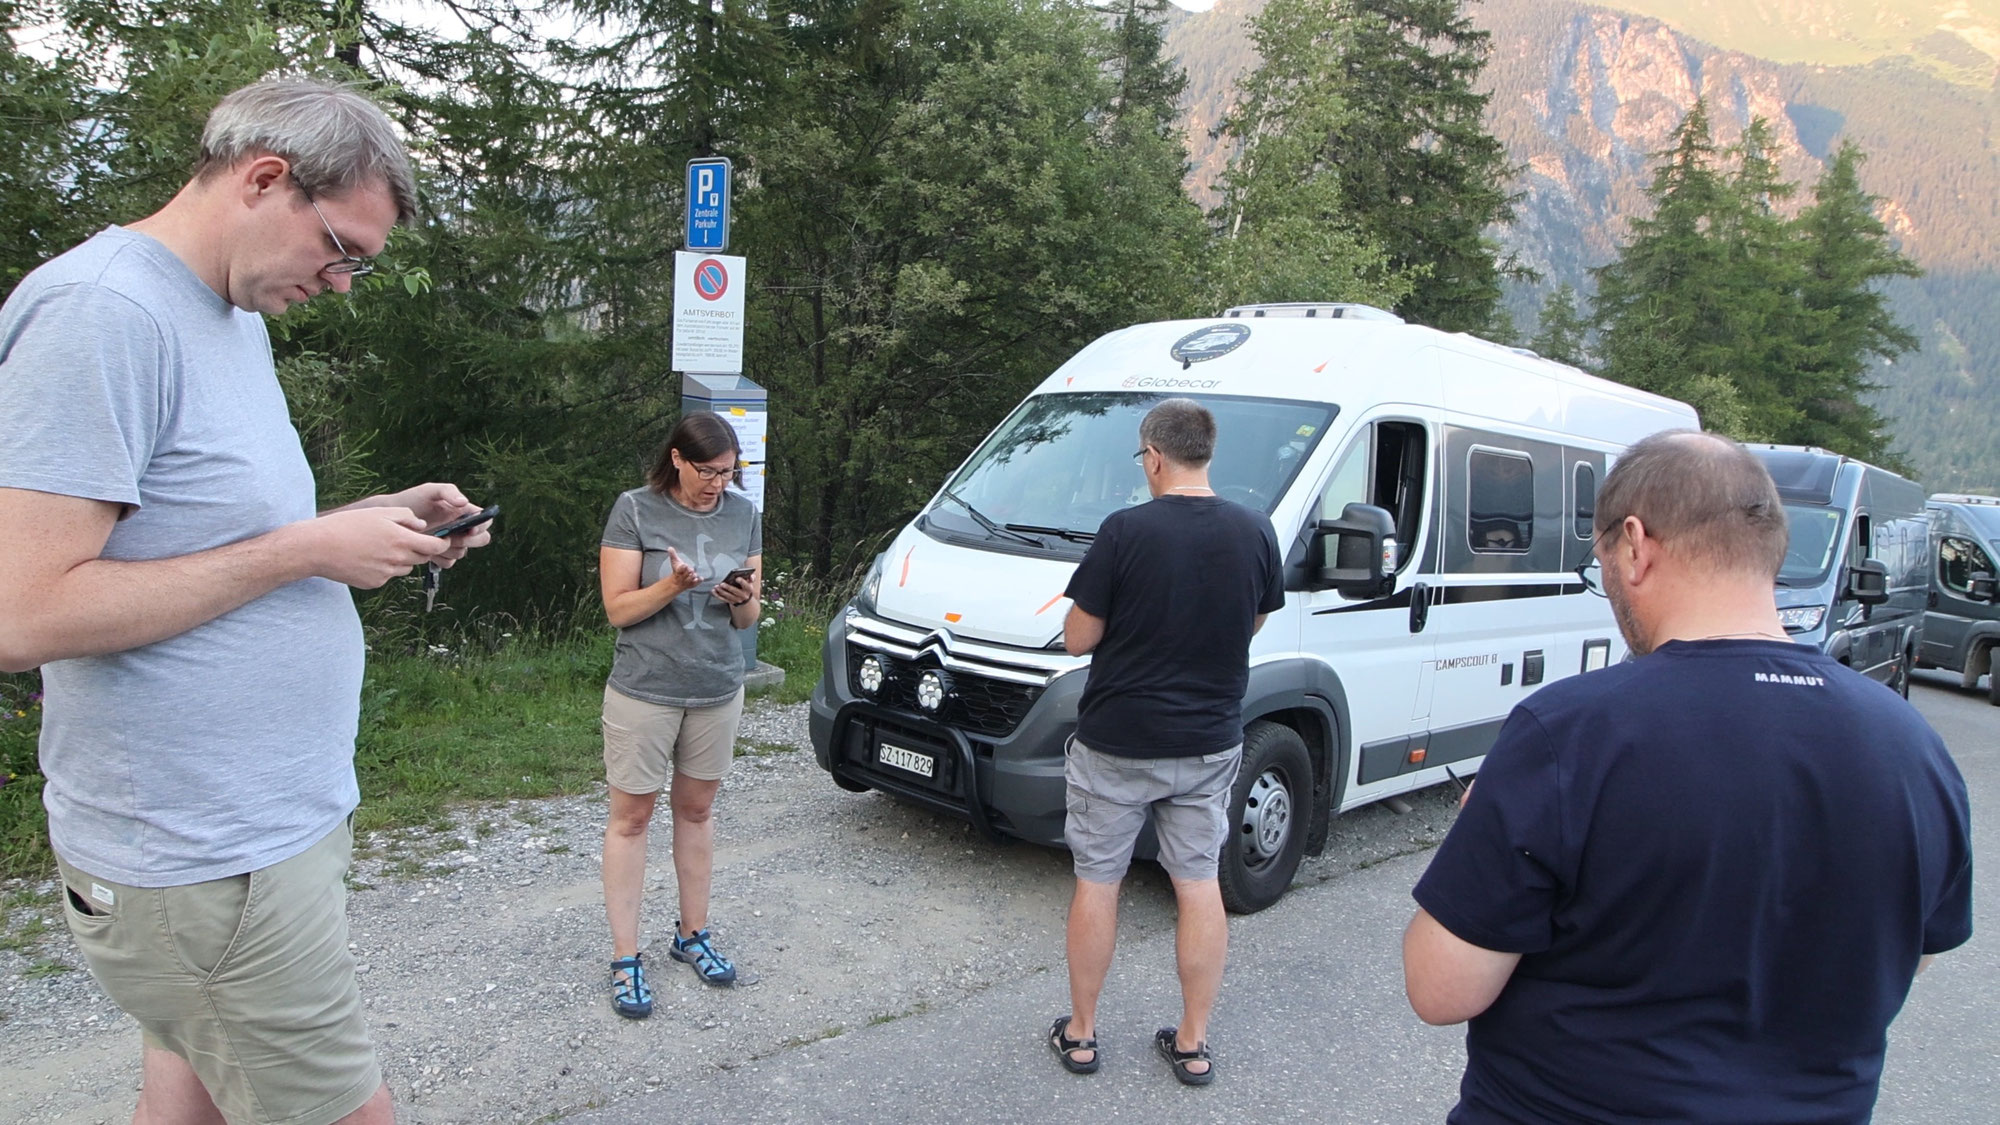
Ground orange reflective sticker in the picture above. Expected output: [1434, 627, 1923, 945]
[944, 612, 962, 623]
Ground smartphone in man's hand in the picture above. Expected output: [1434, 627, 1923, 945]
[429, 504, 499, 538]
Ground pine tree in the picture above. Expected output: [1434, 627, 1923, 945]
[1595, 103, 1919, 461]
[1211, 1, 1412, 312]
[1593, 102, 1758, 435]
[1529, 284, 1587, 367]
[1787, 142, 1922, 465]
[1231, 0, 1520, 333]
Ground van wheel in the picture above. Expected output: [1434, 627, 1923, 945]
[1220, 722, 1312, 915]
[1893, 652, 1911, 699]
[1988, 670, 2000, 708]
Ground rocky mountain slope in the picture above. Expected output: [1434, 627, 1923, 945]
[1165, 0, 2000, 489]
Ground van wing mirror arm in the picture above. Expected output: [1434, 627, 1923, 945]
[1312, 503, 1397, 598]
[1968, 570, 1999, 603]
[1846, 558, 1890, 607]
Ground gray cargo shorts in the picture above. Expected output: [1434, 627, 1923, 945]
[1063, 736, 1243, 884]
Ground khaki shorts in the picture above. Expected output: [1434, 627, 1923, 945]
[1064, 737, 1243, 884]
[602, 685, 745, 791]
[56, 820, 381, 1125]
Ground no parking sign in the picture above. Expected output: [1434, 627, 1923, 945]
[672, 251, 746, 373]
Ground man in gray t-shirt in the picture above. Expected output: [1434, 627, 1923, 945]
[0, 80, 487, 1125]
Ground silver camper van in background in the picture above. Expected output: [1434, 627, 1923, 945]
[1918, 493, 2000, 705]
[1749, 446, 1930, 696]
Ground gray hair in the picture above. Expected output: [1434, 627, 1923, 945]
[1595, 430, 1788, 578]
[1140, 398, 1217, 468]
[195, 78, 418, 225]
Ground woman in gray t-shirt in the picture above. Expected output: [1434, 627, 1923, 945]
[597, 411, 762, 1016]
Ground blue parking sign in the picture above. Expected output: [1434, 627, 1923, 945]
[686, 157, 732, 252]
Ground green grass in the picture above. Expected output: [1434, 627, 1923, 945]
[0, 579, 838, 877]
[0, 675, 48, 880]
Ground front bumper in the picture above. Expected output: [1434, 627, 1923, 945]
[809, 610, 1087, 848]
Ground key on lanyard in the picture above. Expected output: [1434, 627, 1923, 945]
[423, 562, 440, 613]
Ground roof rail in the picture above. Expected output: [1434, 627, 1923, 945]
[1222, 302, 1405, 323]
[1930, 493, 2000, 506]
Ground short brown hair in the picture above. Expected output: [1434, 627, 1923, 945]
[646, 411, 741, 495]
[1139, 398, 1216, 468]
[1595, 430, 1787, 577]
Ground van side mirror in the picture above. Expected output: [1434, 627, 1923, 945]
[1314, 503, 1397, 598]
[1846, 558, 1889, 606]
[1969, 571, 1999, 603]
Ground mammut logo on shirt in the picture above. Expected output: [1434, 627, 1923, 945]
[1754, 672, 1827, 687]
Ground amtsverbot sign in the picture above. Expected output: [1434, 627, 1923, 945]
[672, 252, 746, 373]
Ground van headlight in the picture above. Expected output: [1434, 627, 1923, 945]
[1779, 606, 1826, 633]
[853, 552, 887, 614]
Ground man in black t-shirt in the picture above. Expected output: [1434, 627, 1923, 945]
[1403, 431, 1973, 1123]
[1045, 398, 1285, 1086]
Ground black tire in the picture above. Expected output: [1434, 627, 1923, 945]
[1894, 650, 1912, 699]
[1988, 667, 2000, 708]
[1219, 721, 1313, 915]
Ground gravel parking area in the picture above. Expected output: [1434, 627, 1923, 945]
[0, 699, 1461, 1124]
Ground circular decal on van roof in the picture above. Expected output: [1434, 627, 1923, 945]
[1170, 323, 1250, 364]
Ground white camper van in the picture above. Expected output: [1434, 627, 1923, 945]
[809, 304, 1698, 912]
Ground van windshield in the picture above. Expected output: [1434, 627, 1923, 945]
[1779, 503, 1845, 586]
[921, 392, 1335, 556]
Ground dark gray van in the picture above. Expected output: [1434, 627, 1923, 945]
[1750, 446, 1930, 696]
[1918, 493, 2000, 704]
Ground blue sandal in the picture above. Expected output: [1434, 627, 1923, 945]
[610, 954, 652, 1019]
[669, 925, 738, 985]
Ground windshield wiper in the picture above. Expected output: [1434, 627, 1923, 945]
[1004, 522, 1095, 543]
[936, 488, 1042, 547]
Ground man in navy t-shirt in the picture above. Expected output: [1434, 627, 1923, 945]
[1047, 398, 1284, 1086]
[1403, 431, 1973, 1123]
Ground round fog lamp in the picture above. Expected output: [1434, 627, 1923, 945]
[916, 669, 949, 712]
[857, 654, 885, 695]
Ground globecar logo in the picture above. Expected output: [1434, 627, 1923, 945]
[1123, 374, 1224, 390]
[1169, 323, 1251, 364]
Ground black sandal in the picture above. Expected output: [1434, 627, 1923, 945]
[1154, 1026, 1214, 1086]
[1048, 1015, 1101, 1074]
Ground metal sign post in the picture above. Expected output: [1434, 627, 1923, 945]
[675, 157, 766, 677]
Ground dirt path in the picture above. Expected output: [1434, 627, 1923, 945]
[0, 701, 1458, 1124]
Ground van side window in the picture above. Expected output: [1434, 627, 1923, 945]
[1319, 432, 1372, 524]
[1469, 448, 1533, 553]
[1573, 463, 1596, 540]
[1940, 536, 1996, 594]
[1319, 421, 1428, 572]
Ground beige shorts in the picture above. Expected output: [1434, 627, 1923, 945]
[56, 820, 381, 1125]
[602, 684, 745, 791]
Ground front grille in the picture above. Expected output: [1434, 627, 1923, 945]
[848, 645, 1043, 737]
